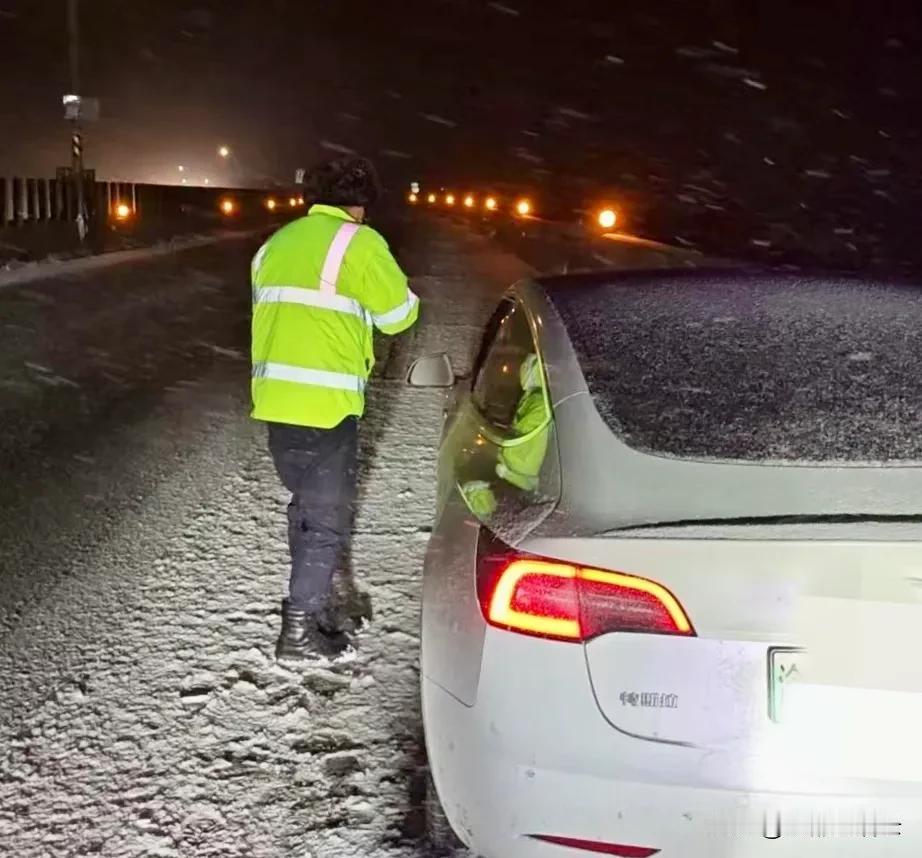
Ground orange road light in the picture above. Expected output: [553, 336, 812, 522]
[485, 197, 498, 211]
[408, 192, 419, 203]
[464, 194, 475, 208]
[516, 199, 532, 217]
[598, 208, 618, 230]
[114, 202, 132, 220]
[445, 193, 456, 206]
[427, 193, 437, 204]
[220, 198, 236, 216]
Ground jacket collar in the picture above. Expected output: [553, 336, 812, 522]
[308, 204, 358, 222]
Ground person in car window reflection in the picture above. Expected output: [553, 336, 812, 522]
[462, 353, 550, 519]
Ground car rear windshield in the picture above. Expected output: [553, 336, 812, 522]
[545, 271, 922, 463]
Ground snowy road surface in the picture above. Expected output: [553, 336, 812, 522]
[0, 215, 531, 857]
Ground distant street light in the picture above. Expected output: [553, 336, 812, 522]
[203, 178, 210, 185]
[218, 145, 230, 158]
[597, 208, 618, 230]
[516, 199, 532, 217]
[177, 165, 184, 172]
[485, 197, 498, 211]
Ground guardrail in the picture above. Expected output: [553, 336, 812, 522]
[0, 176, 297, 226]
[0, 176, 304, 264]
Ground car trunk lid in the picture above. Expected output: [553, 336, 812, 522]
[524, 529, 922, 789]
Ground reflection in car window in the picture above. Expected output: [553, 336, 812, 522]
[472, 302, 536, 431]
[461, 300, 560, 540]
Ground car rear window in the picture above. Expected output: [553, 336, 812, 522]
[545, 271, 922, 463]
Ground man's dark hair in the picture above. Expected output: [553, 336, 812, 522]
[305, 156, 382, 207]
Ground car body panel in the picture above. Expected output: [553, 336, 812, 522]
[422, 631, 922, 858]
[422, 480, 485, 706]
[552, 391, 922, 535]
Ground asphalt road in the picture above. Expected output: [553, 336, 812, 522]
[0, 211, 530, 857]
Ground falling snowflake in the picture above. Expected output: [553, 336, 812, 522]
[488, 2, 520, 15]
[557, 106, 593, 121]
[513, 148, 543, 164]
[319, 141, 356, 155]
[420, 113, 458, 128]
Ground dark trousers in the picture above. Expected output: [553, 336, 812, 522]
[267, 418, 359, 613]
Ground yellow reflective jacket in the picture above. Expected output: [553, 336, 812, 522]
[251, 205, 419, 428]
[460, 357, 551, 518]
[496, 388, 549, 491]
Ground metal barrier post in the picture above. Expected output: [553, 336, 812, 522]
[54, 178, 65, 220]
[1, 178, 11, 225]
[14, 178, 27, 222]
[30, 179, 41, 221]
[43, 179, 52, 219]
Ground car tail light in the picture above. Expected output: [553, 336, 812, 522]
[477, 532, 693, 642]
[529, 834, 660, 856]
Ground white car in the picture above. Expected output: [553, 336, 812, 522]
[409, 269, 922, 858]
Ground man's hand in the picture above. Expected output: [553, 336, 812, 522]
[460, 480, 498, 519]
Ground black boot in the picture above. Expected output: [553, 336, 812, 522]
[276, 599, 351, 661]
[316, 591, 373, 635]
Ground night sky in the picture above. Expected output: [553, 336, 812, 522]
[1, 0, 921, 268]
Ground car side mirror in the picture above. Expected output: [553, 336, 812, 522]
[407, 353, 456, 388]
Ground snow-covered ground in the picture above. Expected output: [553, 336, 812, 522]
[0, 228, 268, 290]
[0, 214, 531, 857]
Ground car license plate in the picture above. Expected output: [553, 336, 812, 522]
[768, 647, 804, 723]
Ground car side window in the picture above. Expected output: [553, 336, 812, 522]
[470, 299, 513, 391]
[461, 297, 560, 539]
[472, 300, 538, 432]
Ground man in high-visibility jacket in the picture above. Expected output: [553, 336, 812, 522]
[461, 353, 550, 519]
[251, 156, 419, 660]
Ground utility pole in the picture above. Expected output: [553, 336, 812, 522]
[67, 0, 87, 240]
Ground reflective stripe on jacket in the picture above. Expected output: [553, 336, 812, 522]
[495, 388, 549, 491]
[250, 205, 419, 428]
